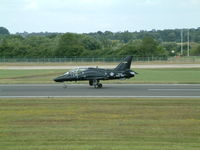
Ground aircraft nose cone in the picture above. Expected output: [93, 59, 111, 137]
[54, 77, 59, 82]
[54, 75, 65, 82]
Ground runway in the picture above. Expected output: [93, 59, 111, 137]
[0, 84, 200, 98]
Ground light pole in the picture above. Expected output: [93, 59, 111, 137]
[187, 29, 190, 56]
[181, 29, 183, 55]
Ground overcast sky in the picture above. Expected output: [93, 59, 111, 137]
[1, 0, 200, 33]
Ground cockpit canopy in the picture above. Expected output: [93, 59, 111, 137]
[64, 68, 87, 76]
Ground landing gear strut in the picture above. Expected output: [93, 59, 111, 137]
[89, 80, 103, 88]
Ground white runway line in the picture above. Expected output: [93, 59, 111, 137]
[149, 89, 200, 91]
[1, 84, 200, 87]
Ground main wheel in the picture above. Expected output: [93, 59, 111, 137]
[89, 80, 93, 86]
[97, 83, 102, 88]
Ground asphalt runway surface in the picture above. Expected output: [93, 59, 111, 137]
[0, 84, 200, 98]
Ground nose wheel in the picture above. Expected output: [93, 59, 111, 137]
[63, 83, 67, 88]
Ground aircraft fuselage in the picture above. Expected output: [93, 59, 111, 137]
[54, 67, 135, 82]
[54, 56, 137, 88]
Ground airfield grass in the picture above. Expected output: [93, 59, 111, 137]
[0, 68, 200, 84]
[0, 98, 200, 150]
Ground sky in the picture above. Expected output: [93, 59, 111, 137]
[1, 0, 200, 33]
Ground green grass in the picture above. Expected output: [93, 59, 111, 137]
[133, 68, 200, 84]
[0, 98, 200, 150]
[0, 69, 64, 84]
[0, 68, 200, 84]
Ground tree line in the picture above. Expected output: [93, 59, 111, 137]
[0, 27, 200, 58]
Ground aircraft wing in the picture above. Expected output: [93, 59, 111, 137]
[86, 76, 108, 80]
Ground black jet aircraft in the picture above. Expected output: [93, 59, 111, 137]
[54, 56, 137, 88]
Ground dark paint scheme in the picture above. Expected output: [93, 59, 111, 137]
[54, 56, 137, 88]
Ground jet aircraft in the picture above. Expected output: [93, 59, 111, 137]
[54, 56, 137, 88]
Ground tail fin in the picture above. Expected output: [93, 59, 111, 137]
[114, 56, 133, 71]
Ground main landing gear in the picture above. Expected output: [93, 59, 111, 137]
[95, 83, 102, 88]
[89, 80, 103, 88]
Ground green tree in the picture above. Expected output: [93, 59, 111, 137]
[24, 36, 55, 58]
[0, 35, 29, 58]
[81, 35, 101, 50]
[140, 36, 166, 56]
[55, 33, 85, 57]
[117, 40, 142, 56]
[162, 42, 177, 56]
[191, 45, 200, 56]
[0, 27, 10, 35]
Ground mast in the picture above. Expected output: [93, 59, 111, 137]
[181, 29, 183, 55]
[187, 29, 190, 56]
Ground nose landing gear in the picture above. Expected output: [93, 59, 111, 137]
[63, 82, 67, 88]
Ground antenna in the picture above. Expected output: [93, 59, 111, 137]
[181, 29, 183, 55]
[187, 29, 190, 56]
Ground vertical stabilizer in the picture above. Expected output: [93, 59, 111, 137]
[114, 56, 133, 71]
